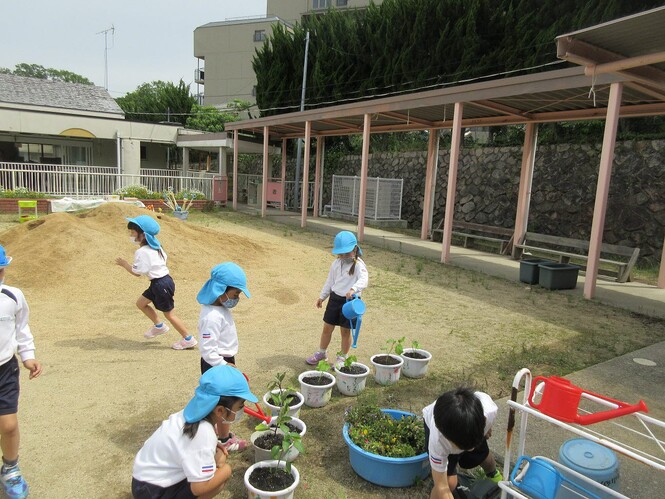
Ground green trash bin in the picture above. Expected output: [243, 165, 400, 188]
[519, 258, 550, 284]
[538, 263, 580, 290]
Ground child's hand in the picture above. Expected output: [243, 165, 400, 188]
[214, 446, 228, 467]
[115, 257, 128, 267]
[345, 290, 355, 299]
[315, 298, 323, 308]
[23, 359, 42, 379]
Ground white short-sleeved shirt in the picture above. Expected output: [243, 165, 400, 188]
[132, 245, 169, 279]
[132, 410, 217, 487]
[0, 285, 35, 367]
[422, 392, 497, 473]
[198, 304, 238, 365]
[319, 257, 369, 300]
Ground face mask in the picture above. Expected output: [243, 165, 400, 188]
[129, 236, 139, 245]
[221, 298, 239, 309]
[221, 407, 245, 425]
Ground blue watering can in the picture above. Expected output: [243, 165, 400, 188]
[342, 294, 366, 348]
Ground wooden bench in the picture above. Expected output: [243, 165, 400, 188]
[513, 232, 640, 283]
[432, 221, 514, 255]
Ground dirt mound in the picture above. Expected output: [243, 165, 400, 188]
[0, 203, 270, 291]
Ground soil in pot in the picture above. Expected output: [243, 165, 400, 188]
[269, 422, 302, 434]
[268, 393, 302, 407]
[373, 355, 401, 365]
[248, 467, 295, 492]
[339, 364, 368, 375]
[301, 375, 332, 386]
[402, 351, 427, 360]
[254, 432, 284, 451]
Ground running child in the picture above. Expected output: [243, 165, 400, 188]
[0, 244, 43, 499]
[132, 364, 258, 498]
[423, 387, 503, 499]
[307, 230, 368, 368]
[115, 215, 197, 350]
[196, 262, 251, 452]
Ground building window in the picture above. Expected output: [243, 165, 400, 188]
[336, 0, 348, 6]
[313, 0, 331, 10]
[140, 146, 147, 161]
[253, 30, 266, 42]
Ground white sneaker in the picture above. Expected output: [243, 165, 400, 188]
[335, 355, 347, 370]
[144, 324, 170, 339]
[172, 337, 198, 350]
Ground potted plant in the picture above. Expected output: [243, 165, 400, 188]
[251, 390, 305, 464]
[262, 372, 304, 418]
[400, 340, 433, 379]
[244, 406, 303, 498]
[342, 404, 430, 487]
[370, 337, 405, 386]
[298, 360, 336, 408]
[334, 353, 370, 396]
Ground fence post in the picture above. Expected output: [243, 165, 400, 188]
[352, 176, 357, 216]
[374, 177, 380, 221]
[75, 172, 79, 198]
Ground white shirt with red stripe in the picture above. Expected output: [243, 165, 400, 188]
[422, 391, 497, 473]
[132, 410, 217, 487]
[198, 304, 238, 366]
[0, 284, 35, 367]
[319, 257, 369, 300]
[132, 245, 169, 279]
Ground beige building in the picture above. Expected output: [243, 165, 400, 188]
[193, 0, 383, 109]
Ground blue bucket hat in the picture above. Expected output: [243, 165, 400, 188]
[0, 245, 12, 267]
[332, 231, 362, 255]
[126, 215, 161, 250]
[183, 365, 258, 423]
[197, 262, 250, 305]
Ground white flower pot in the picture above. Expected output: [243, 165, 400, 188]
[250, 423, 303, 464]
[262, 389, 304, 418]
[244, 460, 300, 499]
[334, 362, 370, 396]
[298, 370, 336, 408]
[400, 348, 433, 379]
[370, 354, 404, 386]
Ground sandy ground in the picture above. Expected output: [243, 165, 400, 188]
[1, 204, 664, 498]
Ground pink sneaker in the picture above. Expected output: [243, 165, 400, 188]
[306, 351, 328, 365]
[144, 324, 169, 339]
[171, 337, 198, 350]
[219, 433, 247, 452]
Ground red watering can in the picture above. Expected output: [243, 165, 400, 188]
[241, 373, 271, 423]
[528, 376, 648, 425]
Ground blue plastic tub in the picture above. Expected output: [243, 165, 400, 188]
[558, 438, 620, 496]
[342, 409, 430, 487]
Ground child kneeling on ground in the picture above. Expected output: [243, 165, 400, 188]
[423, 387, 503, 499]
[132, 365, 258, 499]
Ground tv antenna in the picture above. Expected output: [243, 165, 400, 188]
[96, 25, 115, 90]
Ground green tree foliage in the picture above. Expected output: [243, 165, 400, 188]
[0, 63, 93, 85]
[116, 80, 196, 124]
[185, 100, 252, 132]
[253, 0, 663, 116]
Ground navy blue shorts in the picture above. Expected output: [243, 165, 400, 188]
[0, 356, 20, 416]
[200, 357, 236, 374]
[132, 477, 195, 499]
[424, 422, 490, 476]
[142, 275, 175, 312]
[323, 292, 352, 329]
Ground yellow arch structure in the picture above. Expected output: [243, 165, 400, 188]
[59, 128, 96, 138]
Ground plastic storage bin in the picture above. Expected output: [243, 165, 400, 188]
[538, 263, 580, 290]
[558, 438, 620, 496]
[519, 258, 550, 284]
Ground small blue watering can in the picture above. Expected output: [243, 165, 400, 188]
[342, 294, 366, 348]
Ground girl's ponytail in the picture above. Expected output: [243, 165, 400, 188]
[349, 246, 358, 276]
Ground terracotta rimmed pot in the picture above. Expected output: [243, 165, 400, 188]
[262, 389, 304, 418]
[370, 354, 404, 386]
[298, 370, 336, 408]
[244, 460, 300, 498]
[334, 362, 370, 396]
[400, 348, 432, 379]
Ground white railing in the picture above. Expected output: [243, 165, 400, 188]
[331, 175, 403, 220]
[0, 163, 214, 199]
[234, 173, 315, 209]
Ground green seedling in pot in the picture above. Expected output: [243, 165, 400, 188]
[337, 352, 357, 369]
[266, 371, 297, 407]
[383, 336, 405, 356]
[316, 359, 331, 382]
[411, 340, 420, 350]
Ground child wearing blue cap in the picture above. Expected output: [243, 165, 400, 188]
[115, 215, 197, 350]
[132, 365, 258, 498]
[307, 231, 368, 368]
[196, 262, 251, 452]
[0, 245, 42, 499]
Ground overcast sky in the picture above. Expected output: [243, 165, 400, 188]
[0, 0, 267, 97]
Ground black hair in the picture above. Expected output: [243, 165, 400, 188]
[182, 395, 244, 439]
[127, 222, 165, 260]
[433, 387, 485, 451]
[348, 246, 360, 276]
